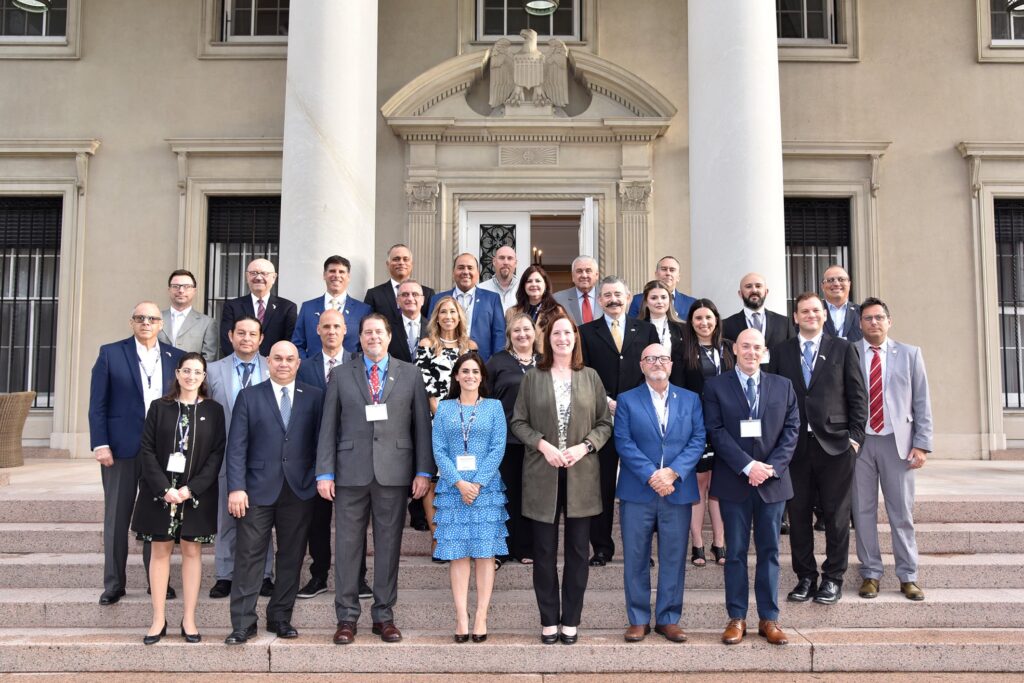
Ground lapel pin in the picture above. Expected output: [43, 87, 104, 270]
[819, 355, 826, 361]
[672, 392, 677, 399]
[296, 387, 303, 393]
[315, 311, 321, 318]
[200, 416, 206, 421]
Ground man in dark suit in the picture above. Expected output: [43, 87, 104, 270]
[388, 280, 429, 363]
[89, 301, 183, 605]
[821, 264, 862, 342]
[219, 258, 297, 357]
[579, 276, 659, 566]
[627, 256, 697, 319]
[224, 341, 324, 644]
[363, 243, 435, 329]
[316, 313, 434, 645]
[293, 255, 371, 357]
[768, 292, 868, 605]
[705, 328, 800, 646]
[721, 272, 795, 351]
[429, 253, 505, 361]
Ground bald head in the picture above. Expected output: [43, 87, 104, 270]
[640, 342, 672, 387]
[733, 328, 766, 374]
[267, 340, 300, 384]
[317, 308, 347, 355]
[246, 258, 278, 298]
[130, 301, 164, 346]
[493, 245, 517, 283]
[738, 272, 768, 311]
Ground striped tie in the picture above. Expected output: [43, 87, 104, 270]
[869, 346, 884, 432]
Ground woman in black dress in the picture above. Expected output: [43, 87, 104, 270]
[506, 265, 563, 353]
[636, 280, 687, 384]
[485, 311, 541, 565]
[678, 299, 735, 567]
[131, 352, 225, 644]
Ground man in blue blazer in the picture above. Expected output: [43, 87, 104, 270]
[627, 256, 697, 319]
[89, 301, 182, 605]
[224, 341, 324, 644]
[293, 255, 371, 357]
[704, 328, 800, 647]
[614, 343, 705, 643]
[428, 253, 505, 361]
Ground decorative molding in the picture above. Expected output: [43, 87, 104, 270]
[387, 120, 671, 144]
[499, 146, 559, 166]
[783, 140, 891, 196]
[0, 139, 100, 196]
[167, 139, 283, 198]
[957, 142, 1024, 198]
[777, 0, 859, 63]
[406, 181, 440, 212]
[0, 0, 81, 60]
[197, 0, 287, 60]
[618, 180, 652, 212]
[975, 0, 1024, 63]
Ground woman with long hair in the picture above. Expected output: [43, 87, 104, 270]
[637, 280, 687, 382]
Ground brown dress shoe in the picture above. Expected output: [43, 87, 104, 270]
[333, 621, 357, 645]
[624, 624, 650, 642]
[372, 621, 403, 642]
[900, 582, 925, 601]
[859, 578, 880, 598]
[654, 623, 687, 642]
[722, 618, 746, 645]
[757, 620, 789, 645]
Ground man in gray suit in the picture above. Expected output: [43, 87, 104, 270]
[158, 269, 219, 362]
[553, 255, 603, 325]
[316, 313, 434, 645]
[852, 297, 933, 602]
[207, 316, 274, 599]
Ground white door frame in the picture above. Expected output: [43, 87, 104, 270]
[458, 199, 595, 268]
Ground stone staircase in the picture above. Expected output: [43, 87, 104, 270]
[1, 464, 1024, 674]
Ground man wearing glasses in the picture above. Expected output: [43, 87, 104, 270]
[219, 258, 297, 358]
[821, 265, 862, 342]
[158, 269, 218, 362]
[89, 302, 183, 605]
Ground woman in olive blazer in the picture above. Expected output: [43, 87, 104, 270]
[510, 315, 612, 645]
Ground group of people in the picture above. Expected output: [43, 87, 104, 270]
[88, 242, 933, 647]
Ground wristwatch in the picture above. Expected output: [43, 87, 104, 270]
[583, 440, 596, 454]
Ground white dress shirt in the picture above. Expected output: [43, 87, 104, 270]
[135, 339, 163, 411]
[324, 292, 348, 312]
[169, 306, 191, 344]
[269, 379, 297, 410]
[454, 286, 477, 329]
[862, 337, 893, 436]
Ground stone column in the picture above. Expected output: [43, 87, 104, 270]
[406, 181, 440, 288]
[618, 180, 653, 294]
[277, 0, 378, 302]
[688, 1, 787, 312]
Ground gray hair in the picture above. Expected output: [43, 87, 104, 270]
[598, 275, 630, 297]
[571, 255, 599, 272]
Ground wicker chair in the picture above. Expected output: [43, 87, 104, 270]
[0, 392, 35, 468]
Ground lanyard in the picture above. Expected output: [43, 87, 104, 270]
[235, 362, 255, 389]
[700, 345, 721, 373]
[174, 400, 197, 454]
[138, 353, 159, 389]
[366, 364, 388, 403]
[458, 398, 480, 452]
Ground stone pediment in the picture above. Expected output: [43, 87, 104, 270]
[382, 43, 676, 142]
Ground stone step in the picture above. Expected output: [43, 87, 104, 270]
[2, 551, 1022, 591]
[1, 627, 1022, 674]
[2, 587, 1022, 630]
[4, 521, 1023, 556]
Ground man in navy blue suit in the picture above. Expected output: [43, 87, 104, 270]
[703, 328, 800, 646]
[627, 256, 697, 319]
[89, 301, 183, 605]
[224, 341, 324, 644]
[218, 258, 297, 357]
[614, 343, 705, 643]
[428, 253, 505, 360]
[293, 255, 371, 357]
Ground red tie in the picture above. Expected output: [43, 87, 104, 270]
[869, 346, 884, 432]
[369, 364, 381, 403]
[256, 298, 266, 324]
[581, 292, 593, 323]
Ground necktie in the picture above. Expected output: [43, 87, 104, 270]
[370, 363, 381, 403]
[751, 311, 763, 333]
[745, 376, 757, 418]
[581, 292, 593, 323]
[407, 321, 417, 357]
[256, 298, 266, 324]
[869, 346, 884, 432]
[611, 319, 623, 352]
[326, 357, 336, 383]
[279, 386, 291, 428]
[241, 362, 253, 388]
[329, 298, 338, 311]
[801, 340, 814, 386]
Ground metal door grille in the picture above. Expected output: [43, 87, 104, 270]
[784, 197, 852, 315]
[995, 198, 1024, 408]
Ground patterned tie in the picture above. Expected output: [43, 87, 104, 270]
[869, 346, 884, 432]
[581, 292, 593, 323]
[801, 340, 814, 386]
[407, 321, 417, 357]
[256, 298, 266, 324]
[369, 363, 381, 403]
[611, 319, 623, 352]
[751, 311, 763, 333]
[279, 386, 291, 428]
[326, 357, 336, 383]
[241, 362, 253, 388]
[746, 376, 757, 418]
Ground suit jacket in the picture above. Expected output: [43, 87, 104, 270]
[388, 315, 428, 363]
[292, 294, 371, 359]
[429, 288, 505, 361]
[860, 338, 934, 459]
[767, 335, 869, 456]
[552, 287, 603, 325]
[628, 290, 697, 320]
[219, 294, 297, 358]
[579, 316, 659, 399]
[316, 355, 434, 487]
[225, 380, 324, 505]
[88, 338, 183, 459]
[296, 350, 356, 392]
[614, 382, 705, 505]
[206, 354, 270, 434]
[364, 280, 435, 327]
[824, 301, 863, 342]
[158, 308, 219, 362]
[722, 309, 795, 350]
[704, 371, 800, 504]
[676, 340, 735, 396]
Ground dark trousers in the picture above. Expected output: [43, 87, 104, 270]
[589, 441, 619, 559]
[788, 434, 856, 583]
[720, 495, 785, 621]
[407, 494, 427, 526]
[499, 444, 534, 560]
[101, 458, 142, 593]
[229, 483, 313, 630]
[532, 468, 592, 627]
[307, 494, 368, 583]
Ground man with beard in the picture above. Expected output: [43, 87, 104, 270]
[627, 256, 697, 320]
[722, 272, 795, 352]
[479, 244, 519, 312]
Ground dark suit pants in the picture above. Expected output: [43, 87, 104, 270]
[589, 441, 619, 558]
[788, 435, 856, 584]
[230, 483, 313, 630]
[720, 496, 785, 621]
[308, 494, 368, 583]
[532, 468, 591, 627]
[101, 457, 140, 593]
[334, 479, 407, 624]
[500, 444, 534, 560]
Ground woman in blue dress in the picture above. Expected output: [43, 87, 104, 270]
[432, 351, 508, 643]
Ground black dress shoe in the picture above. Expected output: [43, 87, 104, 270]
[559, 629, 578, 645]
[209, 579, 231, 599]
[780, 520, 790, 535]
[813, 579, 842, 605]
[297, 576, 328, 599]
[143, 621, 167, 645]
[541, 630, 559, 645]
[813, 517, 826, 532]
[358, 579, 373, 599]
[98, 589, 125, 605]
[787, 577, 817, 602]
[268, 620, 298, 638]
[472, 633, 487, 643]
[411, 519, 430, 531]
[588, 553, 609, 567]
[260, 577, 275, 597]
[146, 585, 176, 599]
[180, 621, 201, 643]
[224, 624, 258, 645]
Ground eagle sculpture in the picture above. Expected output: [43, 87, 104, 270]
[489, 29, 570, 110]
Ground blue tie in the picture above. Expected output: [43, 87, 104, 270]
[745, 377, 757, 418]
[241, 362, 253, 387]
[280, 386, 291, 428]
[801, 340, 814, 386]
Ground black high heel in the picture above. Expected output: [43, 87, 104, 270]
[711, 544, 727, 566]
[453, 633, 470, 643]
[472, 633, 488, 643]
[180, 620, 201, 643]
[143, 621, 167, 645]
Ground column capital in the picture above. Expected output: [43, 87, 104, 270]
[618, 180, 652, 212]
[406, 181, 440, 212]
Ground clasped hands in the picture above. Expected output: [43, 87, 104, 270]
[647, 467, 677, 497]
[455, 480, 481, 506]
[747, 461, 775, 487]
[539, 440, 588, 468]
[163, 485, 191, 505]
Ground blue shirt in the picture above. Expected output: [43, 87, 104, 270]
[827, 301, 849, 338]
[734, 367, 761, 476]
[231, 354, 262, 402]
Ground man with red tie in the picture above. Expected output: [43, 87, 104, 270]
[553, 256, 603, 325]
[218, 258, 297, 358]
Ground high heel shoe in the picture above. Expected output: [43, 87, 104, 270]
[453, 633, 469, 643]
[471, 633, 488, 643]
[180, 621, 202, 643]
[143, 621, 167, 645]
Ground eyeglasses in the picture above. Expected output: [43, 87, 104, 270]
[822, 277, 850, 285]
[861, 314, 889, 323]
[246, 270, 275, 279]
[641, 355, 672, 365]
[177, 368, 206, 377]
[131, 315, 162, 324]
[168, 283, 195, 291]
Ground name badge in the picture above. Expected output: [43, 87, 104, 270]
[760, 349, 771, 364]
[366, 404, 389, 422]
[167, 452, 186, 474]
[456, 454, 477, 471]
[740, 420, 762, 439]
